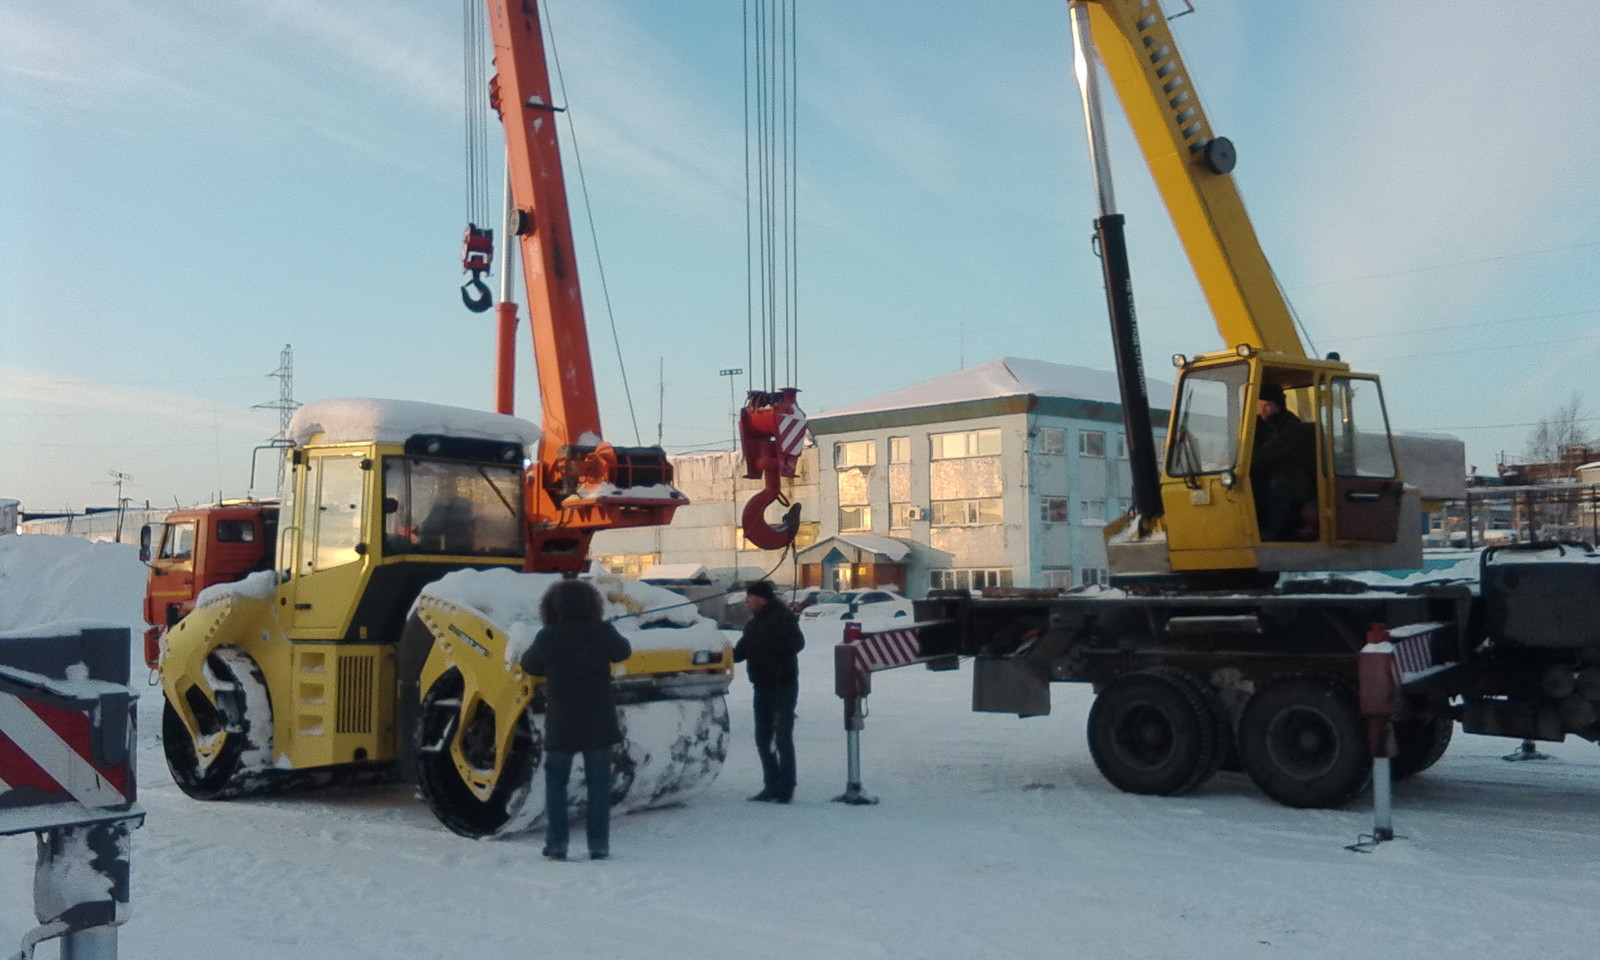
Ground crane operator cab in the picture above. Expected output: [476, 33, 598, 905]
[1151, 347, 1421, 579]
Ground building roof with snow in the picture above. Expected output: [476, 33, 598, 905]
[808, 357, 1172, 434]
[796, 534, 913, 565]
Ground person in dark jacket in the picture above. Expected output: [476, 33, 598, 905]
[733, 579, 805, 803]
[519, 578, 631, 861]
[1251, 382, 1318, 541]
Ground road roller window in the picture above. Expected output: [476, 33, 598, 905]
[383, 457, 525, 558]
[311, 456, 365, 570]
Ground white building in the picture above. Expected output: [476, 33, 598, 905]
[800, 357, 1169, 596]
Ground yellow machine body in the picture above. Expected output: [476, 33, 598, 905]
[159, 401, 733, 836]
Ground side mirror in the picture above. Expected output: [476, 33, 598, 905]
[138, 524, 153, 563]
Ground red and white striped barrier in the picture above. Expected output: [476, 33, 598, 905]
[1, 628, 143, 959]
[0, 686, 134, 813]
[846, 626, 922, 673]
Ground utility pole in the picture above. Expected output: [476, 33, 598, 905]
[107, 470, 133, 543]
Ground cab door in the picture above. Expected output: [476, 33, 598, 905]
[1324, 375, 1402, 542]
[146, 519, 198, 625]
[283, 453, 372, 637]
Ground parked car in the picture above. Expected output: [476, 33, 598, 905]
[799, 589, 913, 622]
[787, 587, 837, 614]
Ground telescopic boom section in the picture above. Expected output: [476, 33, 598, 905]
[1073, 0, 1302, 357]
[483, 0, 682, 572]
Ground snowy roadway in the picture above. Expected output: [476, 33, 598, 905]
[4, 536, 1600, 959]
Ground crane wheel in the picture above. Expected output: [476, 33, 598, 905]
[162, 647, 274, 800]
[415, 671, 542, 839]
[1392, 713, 1454, 780]
[1087, 669, 1220, 796]
[1236, 676, 1369, 808]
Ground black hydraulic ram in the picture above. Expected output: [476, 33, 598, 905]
[1072, 4, 1163, 523]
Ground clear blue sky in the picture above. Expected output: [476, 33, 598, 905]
[4, 1, 1598, 511]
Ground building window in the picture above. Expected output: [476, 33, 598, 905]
[931, 498, 1003, 526]
[593, 553, 659, 578]
[1037, 427, 1065, 454]
[840, 505, 872, 531]
[1043, 568, 1074, 590]
[1040, 496, 1069, 523]
[1079, 430, 1106, 458]
[1080, 567, 1109, 587]
[1079, 498, 1106, 526]
[889, 436, 911, 464]
[890, 503, 913, 529]
[931, 428, 1001, 460]
[929, 568, 1014, 591]
[835, 440, 877, 468]
[1117, 434, 1128, 459]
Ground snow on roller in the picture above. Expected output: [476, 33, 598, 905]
[405, 569, 731, 839]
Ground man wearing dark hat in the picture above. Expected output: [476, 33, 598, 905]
[1251, 382, 1318, 541]
[733, 580, 806, 803]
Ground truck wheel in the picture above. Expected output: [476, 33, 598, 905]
[1236, 677, 1369, 808]
[163, 648, 273, 800]
[1152, 667, 1233, 786]
[1087, 670, 1218, 796]
[415, 671, 541, 838]
[1392, 714, 1454, 779]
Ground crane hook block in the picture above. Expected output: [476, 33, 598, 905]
[460, 224, 495, 313]
[737, 387, 807, 550]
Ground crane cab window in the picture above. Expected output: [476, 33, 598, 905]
[1328, 377, 1396, 478]
[383, 458, 525, 558]
[1167, 364, 1248, 477]
[158, 521, 197, 560]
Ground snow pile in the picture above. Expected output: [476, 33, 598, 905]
[0, 535, 147, 637]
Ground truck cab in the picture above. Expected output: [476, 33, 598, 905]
[141, 502, 278, 667]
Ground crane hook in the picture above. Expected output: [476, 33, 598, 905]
[742, 478, 802, 551]
[737, 387, 807, 550]
[461, 274, 493, 313]
[460, 223, 495, 314]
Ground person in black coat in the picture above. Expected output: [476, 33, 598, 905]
[520, 578, 631, 860]
[1252, 382, 1319, 541]
[733, 580, 805, 803]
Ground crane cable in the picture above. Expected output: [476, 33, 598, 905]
[745, 0, 800, 396]
[462, 1, 492, 236]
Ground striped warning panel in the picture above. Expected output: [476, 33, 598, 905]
[847, 627, 922, 673]
[0, 691, 131, 810]
[1389, 621, 1449, 682]
[1394, 634, 1439, 680]
[777, 406, 808, 458]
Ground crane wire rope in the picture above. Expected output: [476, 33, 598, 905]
[462, 1, 493, 234]
[745, 0, 800, 395]
[540, 0, 645, 445]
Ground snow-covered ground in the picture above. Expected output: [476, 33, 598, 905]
[4, 534, 1600, 959]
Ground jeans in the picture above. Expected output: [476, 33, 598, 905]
[752, 684, 799, 796]
[543, 747, 614, 856]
